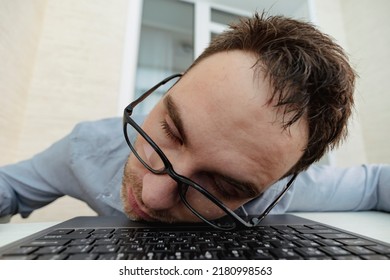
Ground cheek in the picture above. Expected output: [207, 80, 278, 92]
[201, 208, 226, 220]
[126, 153, 148, 181]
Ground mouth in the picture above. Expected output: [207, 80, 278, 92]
[126, 186, 156, 222]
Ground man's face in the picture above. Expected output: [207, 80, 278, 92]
[121, 50, 308, 223]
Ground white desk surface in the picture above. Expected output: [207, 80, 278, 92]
[0, 211, 389, 248]
[293, 212, 390, 244]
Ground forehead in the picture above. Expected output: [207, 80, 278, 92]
[167, 51, 308, 188]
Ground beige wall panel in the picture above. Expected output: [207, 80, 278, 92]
[17, 0, 129, 161]
[314, 0, 367, 166]
[0, 0, 47, 165]
[340, 0, 390, 164]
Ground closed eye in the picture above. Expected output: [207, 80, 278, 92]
[213, 175, 259, 200]
[160, 120, 183, 145]
[210, 177, 246, 200]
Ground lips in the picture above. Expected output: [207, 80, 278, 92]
[127, 186, 155, 221]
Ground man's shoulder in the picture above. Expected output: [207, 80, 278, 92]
[68, 117, 125, 156]
[73, 117, 122, 135]
[68, 115, 144, 158]
[71, 115, 145, 137]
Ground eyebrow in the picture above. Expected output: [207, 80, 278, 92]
[163, 95, 188, 144]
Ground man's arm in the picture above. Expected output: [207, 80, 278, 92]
[244, 164, 390, 214]
[0, 129, 82, 218]
[0, 118, 130, 219]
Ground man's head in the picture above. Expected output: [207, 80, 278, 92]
[189, 13, 356, 175]
[121, 13, 355, 224]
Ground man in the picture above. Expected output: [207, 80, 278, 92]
[0, 14, 389, 226]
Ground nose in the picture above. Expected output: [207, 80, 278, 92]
[141, 172, 181, 210]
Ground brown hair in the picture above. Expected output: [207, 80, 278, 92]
[187, 12, 356, 176]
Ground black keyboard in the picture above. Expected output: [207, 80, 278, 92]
[1, 224, 390, 260]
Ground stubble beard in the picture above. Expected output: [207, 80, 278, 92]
[120, 159, 178, 223]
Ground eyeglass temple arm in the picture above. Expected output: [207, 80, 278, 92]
[250, 173, 298, 226]
[126, 74, 183, 113]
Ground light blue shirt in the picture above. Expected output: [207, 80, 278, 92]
[1, 117, 389, 219]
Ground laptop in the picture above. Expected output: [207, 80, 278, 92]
[1, 214, 389, 260]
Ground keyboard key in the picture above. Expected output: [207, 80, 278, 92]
[94, 238, 118, 245]
[73, 229, 94, 234]
[114, 228, 134, 234]
[333, 255, 361, 260]
[67, 253, 98, 260]
[97, 253, 127, 260]
[318, 233, 356, 239]
[39, 233, 90, 239]
[221, 249, 247, 259]
[343, 246, 376, 255]
[26, 239, 70, 246]
[0, 255, 37, 260]
[250, 249, 274, 259]
[93, 228, 115, 234]
[36, 254, 68, 260]
[288, 225, 310, 230]
[270, 240, 296, 248]
[199, 243, 223, 251]
[202, 251, 219, 259]
[46, 229, 74, 235]
[3, 246, 38, 255]
[69, 238, 95, 246]
[294, 247, 325, 257]
[270, 248, 303, 259]
[361, 254, 389, 260]
[366, 244, 390, 254]
[175, 244, 200, 253]
[149, 244, 173, 253]
[122, 244, 147, 253]
[91, 233, 113, 239]
[188, 251, 220, 260]
[316, 239, 343, 246]
[246, 241, 273, 249]
[309, 225, 332, 230]
[35, 246, 66, 255]
[307, 256, 332, 260]
[337, 238, 376, 246]
[225, 241, 250, 250]
[92, 245, 118, 254]
[297, 229, 339, 234]
[63, 245, 93, 254]
[294, 240, 320, 247]
[319, 246, 351, 256]
[280, 234, 301, 241]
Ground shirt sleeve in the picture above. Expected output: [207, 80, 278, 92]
[0, 118, 129, 219]
[244, 164, 390, 214]
[0, 130, 81, 218]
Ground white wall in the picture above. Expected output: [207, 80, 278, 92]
[313, 0, 367, 166]
[312, 0, 390, 166]
[340, 0, 390, 164]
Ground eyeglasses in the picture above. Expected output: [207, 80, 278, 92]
[123, 74, 298, 230]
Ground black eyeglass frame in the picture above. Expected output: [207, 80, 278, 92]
[122, 73, 298, 230]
